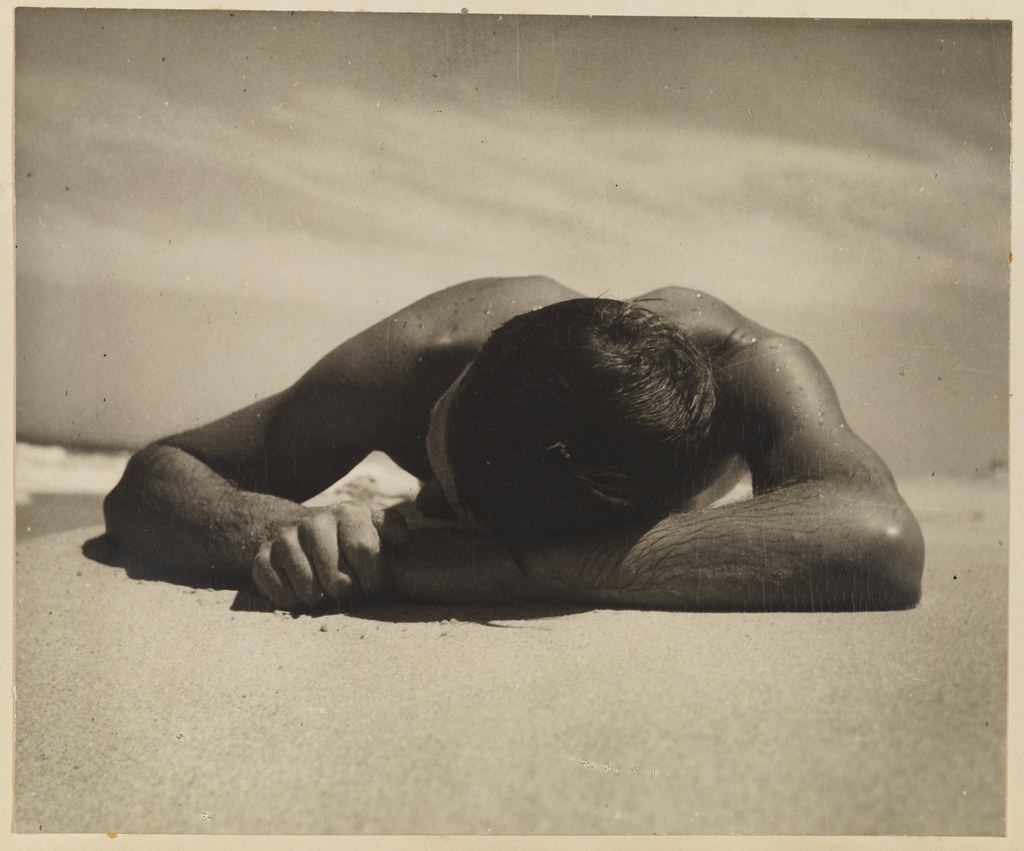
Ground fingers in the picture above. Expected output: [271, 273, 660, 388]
[298, 512, 355, 602]
[252, 540, 301, 610]
[251, 503, 403, 611]
[336, 503, 390, 601]
[273, 533, 325, 608]
[252, 523, 337, 611]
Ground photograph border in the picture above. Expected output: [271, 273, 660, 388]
[2, 1, 1019, 848]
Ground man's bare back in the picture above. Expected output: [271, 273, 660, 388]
[103, 276, 923, 611]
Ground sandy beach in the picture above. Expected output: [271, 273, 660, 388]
[10, 13, 1014, 845]
[12, 446, 1008, 835]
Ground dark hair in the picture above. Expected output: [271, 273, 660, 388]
[446, 298, 717, 544]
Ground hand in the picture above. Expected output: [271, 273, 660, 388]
[252, 501, 409, 610]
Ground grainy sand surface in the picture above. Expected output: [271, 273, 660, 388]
[12, 457, 1008, 835]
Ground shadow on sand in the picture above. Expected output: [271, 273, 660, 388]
[81, 533, 592, 625]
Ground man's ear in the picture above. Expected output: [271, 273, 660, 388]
[415, 478, 459, 520]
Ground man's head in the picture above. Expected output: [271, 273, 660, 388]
[437, 298, 718, 544]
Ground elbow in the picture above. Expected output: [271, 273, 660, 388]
[103, 453, 140, 543]
[102, 483, 122, 536]
[861, 502, 925, 610]
[102, 475, 136, 544]
[102, 443, 167, 543]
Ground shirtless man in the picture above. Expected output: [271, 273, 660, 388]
[103, 276, 924, 611]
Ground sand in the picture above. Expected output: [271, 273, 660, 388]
[12, 467, 1008, 836]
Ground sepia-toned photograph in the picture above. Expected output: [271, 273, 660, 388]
[12, 8, 1011, 837]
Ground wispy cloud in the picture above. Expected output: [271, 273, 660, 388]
[14, 11, 1011, 468]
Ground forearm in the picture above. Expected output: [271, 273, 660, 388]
[521, 482, 923, 611]
[385, 526, 536, 605]
[103, 442, 310, 581]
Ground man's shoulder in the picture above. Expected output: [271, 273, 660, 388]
[389, 275, 584, 348]
[430, 275, 583, 319]
[300, 276, 584, 388]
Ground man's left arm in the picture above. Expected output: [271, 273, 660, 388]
[515, 325, 924, 612]
[515, 477, 922, 611]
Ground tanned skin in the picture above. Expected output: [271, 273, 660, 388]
[104, 276, 924, 612]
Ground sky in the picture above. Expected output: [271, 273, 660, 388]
[13, 10, 1012, 476]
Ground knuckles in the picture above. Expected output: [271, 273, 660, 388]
[251, 501, 386, 611]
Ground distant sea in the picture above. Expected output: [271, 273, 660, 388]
[13, 442, 422, 542]
[14, 443, 129, 540]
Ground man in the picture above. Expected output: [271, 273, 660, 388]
[103, 275, 924, 611]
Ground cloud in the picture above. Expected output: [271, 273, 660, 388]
[14, 12, 1011, 469]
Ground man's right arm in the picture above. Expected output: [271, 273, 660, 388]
[102, 293, 452, 599]
[104, 423, 310, 582]
[103, 274, 580, 606]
